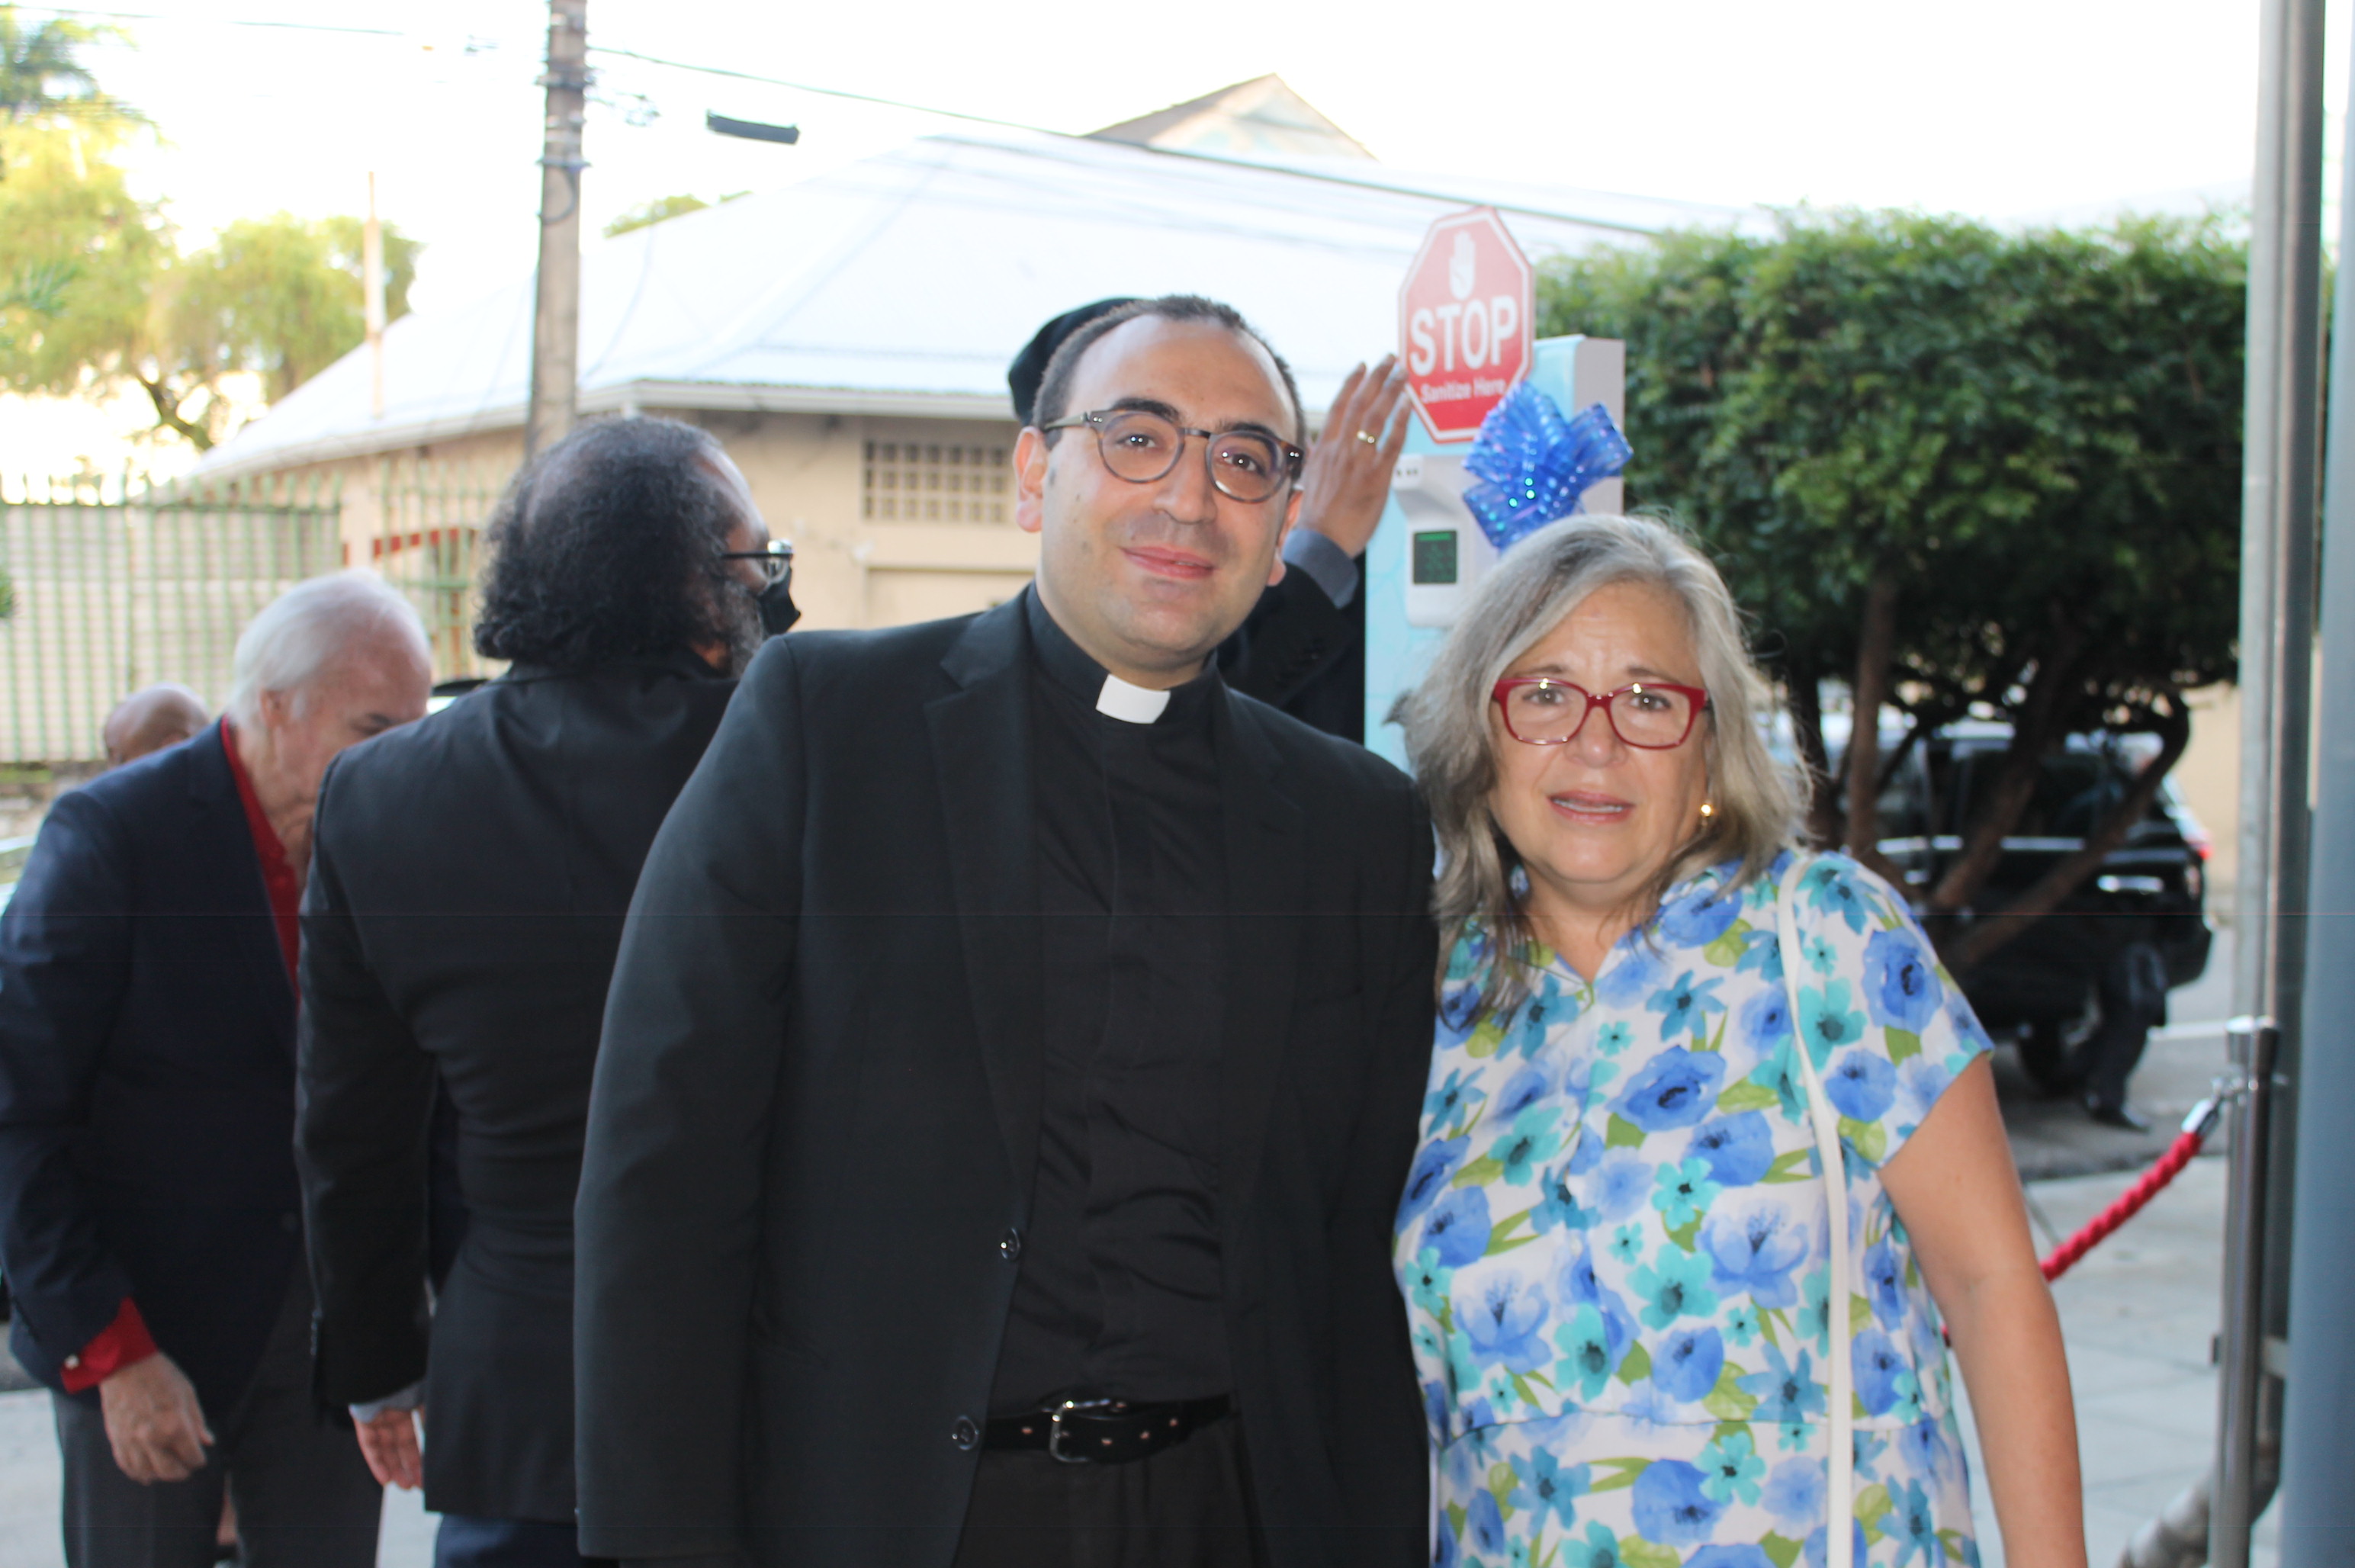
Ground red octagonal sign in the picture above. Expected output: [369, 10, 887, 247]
[1399, 207, 1534, 442]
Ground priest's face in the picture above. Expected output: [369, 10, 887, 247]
[1015, 316, 1302, 689]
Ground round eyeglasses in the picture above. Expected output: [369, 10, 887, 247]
[719, 539, 795, 586]
[1041, 408, 1303, 504]
[1491, 677, 1710, 749]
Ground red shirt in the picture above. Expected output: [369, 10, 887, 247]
[61, 719, 300, 1392]
[221, 717, 301, 983]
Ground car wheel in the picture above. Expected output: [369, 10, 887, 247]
[2017, 1018, 2083, 1095]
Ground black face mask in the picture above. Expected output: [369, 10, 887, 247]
[756, 570, 802, 636]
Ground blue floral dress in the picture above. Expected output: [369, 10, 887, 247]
[1393, 852, 1993, 1568]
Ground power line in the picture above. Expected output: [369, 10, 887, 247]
[586, 44, 1055, 137]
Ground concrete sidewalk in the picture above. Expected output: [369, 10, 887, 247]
[1958, 1155, 2276, 1568]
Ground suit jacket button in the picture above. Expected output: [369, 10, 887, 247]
[951, 1416, 979, 1451]
[999, 1229, 1022, 1262]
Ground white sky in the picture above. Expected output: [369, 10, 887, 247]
[4, 0, 2341, 471]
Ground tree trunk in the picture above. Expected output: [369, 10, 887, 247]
[1948, 695, 2193, 973]
[136, 376, 214, 451]
[1786, 657, 1837, 847]
[1925, 619, 2087, 921]
[1842, 575, 1906, 885]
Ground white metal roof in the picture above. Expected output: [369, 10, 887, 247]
[196, 126, 1758, 478]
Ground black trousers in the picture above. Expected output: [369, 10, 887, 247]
[950, 1415, 1267, 1568]
[51, 1264, 381, 1568]
[2079, 940, 2170, 1109]
[435, 1514, 615, 1567]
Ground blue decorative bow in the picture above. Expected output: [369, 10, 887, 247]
[1461, 384, 1633, 551]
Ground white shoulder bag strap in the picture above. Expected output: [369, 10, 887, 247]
[1775, 853, 1854, 1568]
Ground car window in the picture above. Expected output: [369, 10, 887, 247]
[1876, 747, 1927, 837]
[1949, 747, 2148, 840]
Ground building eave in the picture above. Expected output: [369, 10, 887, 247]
[603, 380, 1016, 423]
[193, 380, 1019, 481]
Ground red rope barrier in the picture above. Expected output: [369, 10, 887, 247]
[2039, 1127, 2206, 1283]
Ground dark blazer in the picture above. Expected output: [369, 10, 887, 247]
[1219, 561, 1367, 741]
[294, 654, 736, 1524]
[0, 724, 302, 1419]
[574, 597, 1435, 1568]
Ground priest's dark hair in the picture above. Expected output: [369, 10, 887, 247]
[473, 415, 752, 670]
[1031, 294, 1307, 448]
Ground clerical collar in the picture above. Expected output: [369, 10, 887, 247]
[1023, 587, 1216, 727]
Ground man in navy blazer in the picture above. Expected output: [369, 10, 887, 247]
[0, 570, 432, 1567]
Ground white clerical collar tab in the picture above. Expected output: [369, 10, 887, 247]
[1096, 673, 1170, 724]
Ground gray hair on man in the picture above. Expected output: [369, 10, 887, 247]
[225, 570, 429, 728]
[1394, 512, 1804, 1011]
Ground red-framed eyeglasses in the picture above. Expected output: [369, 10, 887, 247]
[1489, 677, 1710, 749]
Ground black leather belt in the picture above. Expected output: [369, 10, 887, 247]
[984, 1395, 1232, 1465]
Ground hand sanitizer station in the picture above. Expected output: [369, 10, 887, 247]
[1361, 207, 1627, 768]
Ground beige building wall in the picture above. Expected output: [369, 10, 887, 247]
[703, 411, 1036, 633]
[243, 409, 1039, 680]
[2175, 682, 2241, 915]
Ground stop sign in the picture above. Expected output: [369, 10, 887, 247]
[1398, 207, 1534, 442]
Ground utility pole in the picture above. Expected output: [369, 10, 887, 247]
[525, 0, 587, 459]
[364, 172, 385, 421]
[2214, 0, 2325, 1562]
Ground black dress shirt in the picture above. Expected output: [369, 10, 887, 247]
[988, 591, 1231, 1414]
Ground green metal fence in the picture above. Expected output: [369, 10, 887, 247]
[0, 460, 512, 764]
[0, 471, 341, 763]
[369, 456, 508, 684]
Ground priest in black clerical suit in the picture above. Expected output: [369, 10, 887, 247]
[574, 295, 1437, 1568]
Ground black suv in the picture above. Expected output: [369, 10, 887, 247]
[1863, 724, 2213, 1118]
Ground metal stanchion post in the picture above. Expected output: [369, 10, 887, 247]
[2212, 1017, 2278, 1568]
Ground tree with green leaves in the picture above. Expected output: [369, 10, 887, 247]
[0, 3, 146, 387]
[0, 127, 420, 448]
[2, 5, 117, 120]
[142, 213, 422, 447]
[0, 115, 169, 394]
[1539, 210, 2243, 969]
[0, 12, 419, 448]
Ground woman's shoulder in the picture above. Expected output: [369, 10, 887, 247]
[1654, 846, 1909, 937]
[1763, 849, 1916, 933]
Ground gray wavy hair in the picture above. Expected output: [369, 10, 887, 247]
[1394, 513, 1802, 1014]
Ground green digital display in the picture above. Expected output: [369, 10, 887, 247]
[1412, 529, 1459, 586]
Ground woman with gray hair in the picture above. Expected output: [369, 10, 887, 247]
[1391, 515, 2083, 1568]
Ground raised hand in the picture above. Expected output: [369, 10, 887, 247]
[1296, 355, 1412, 558]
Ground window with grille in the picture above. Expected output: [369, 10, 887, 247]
[863, 437, 1012, 524]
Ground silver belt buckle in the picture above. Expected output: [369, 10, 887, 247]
[1047, 1397, 1117, 1464]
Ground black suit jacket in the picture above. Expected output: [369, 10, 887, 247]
[294, 655, 735, 1522]
[1219, 561, 1366, 741]
[573, 598, 1435, 1568]
[0, 724, 303, 1419]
